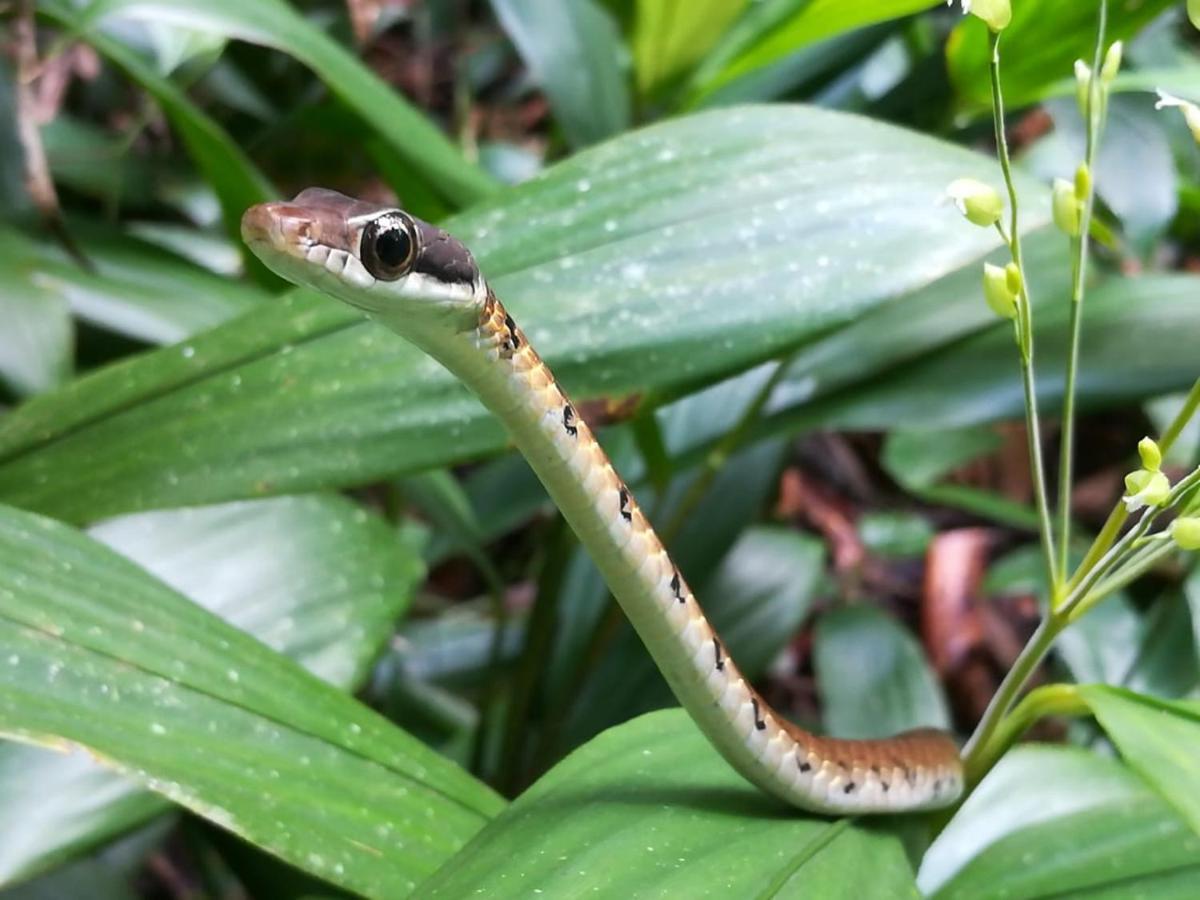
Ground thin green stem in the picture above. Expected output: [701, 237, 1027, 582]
[966, 684, 1088, 785]
[1068, 376, 1200, 591]
[962, 616, 1062, 785]
[1057, 0, 1108, 580]
[989, 31, 1058, 589]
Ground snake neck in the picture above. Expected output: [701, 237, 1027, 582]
[421, 290, 963, 814]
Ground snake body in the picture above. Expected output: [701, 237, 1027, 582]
[242, 189, 963, 814]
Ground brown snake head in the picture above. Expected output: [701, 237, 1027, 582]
[242, 188, 486, 332]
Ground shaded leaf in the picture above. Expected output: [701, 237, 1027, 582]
[814, 605, 950, 739]
[490, 0, 630, 148]
[75, 0, 496, 206]
[920, 745, 1200, 898]
[1080, 686, 1200, 837]
[418, 708, 918, 898]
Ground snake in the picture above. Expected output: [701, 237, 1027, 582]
[241, 188, 964, 814]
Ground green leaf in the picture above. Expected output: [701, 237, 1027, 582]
[490, 0, 630, 148]
[418, 708, 919, 898]
[1079, 686, 1200, 837]
[786, 273, 1200, 433]
[0, 504, 501, 896]
[883, 425, 1002, 491]
[0, 494, 425, 884]
[0, 105, 1042, 522]
[693, 0, 939, 102]
[0, 249, 72, 398]
[813, 605, 950, 739]
[72, 0, 496, 206]
[39, 0, 277, 259]
[632, 0, 748, 94]
[946, 0, 1178, 114]
[920, 745, 1200, 898]
[1, 225, 265, 346]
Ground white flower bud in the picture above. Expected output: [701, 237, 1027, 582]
[1155, 90, 1200, 144]
[946, 178, 1004, 227]
[1123, 469, 1170, 512]
[1137, 437, 1162, 472]
[982, 262, 1019, 319]
[1074, 60, 1092, 116]
[1101, 42, 1123, 84]
[1052, 178, 1082, 237]
[1171, 516, 1200, 550]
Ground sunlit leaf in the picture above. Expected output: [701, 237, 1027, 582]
[0, 105, 1042, 522]
[419, 708, 919, 897]
[0, 504, 501, 896]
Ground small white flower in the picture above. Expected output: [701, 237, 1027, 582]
[946, 178, 1004, 227]
[1155, 90, 1200, 143]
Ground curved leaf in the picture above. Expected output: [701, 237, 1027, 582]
[0, 104, 1042, 522]
[813, 605, 950, 739]
[76, 0, 496, 206]
[490, 0, 630, 148]
[946, 1, 1177, 114]
[417, 708, 919, 898]
[0, 504, 501, 896]
[920, 745, 1200, 898]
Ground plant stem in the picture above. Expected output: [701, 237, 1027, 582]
[1068, 376, 1200, 592]
[989, 31, 1058, 589]
[965, 683, 1088, 785]
[961, 616, 1061, 785]
[1056, 0, 1108, 581]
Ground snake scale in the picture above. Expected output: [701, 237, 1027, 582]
[242, 189, 964, 814]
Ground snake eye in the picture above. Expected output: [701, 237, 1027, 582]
[361, 213, 416, 281]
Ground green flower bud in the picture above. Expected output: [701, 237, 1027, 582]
[1074, 163, 1091, 200]
[1005, 261, 1022, 295]
[1137, 437, 1162, 472]
[1156, 90, 1200, 145]
[1101, 42, 1123, 84]
[982, 262, 1018, 319]
[947, 178, 1004, 227]
[1052, 178, 1082, 236]
[1123, 469, 1170, 512]
[1171, 516, 1200, 550]
[1074, 60, 1092, 116]
[965, 0, 1011, 31]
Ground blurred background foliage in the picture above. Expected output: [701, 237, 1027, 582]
[1, 0, 1199, 897]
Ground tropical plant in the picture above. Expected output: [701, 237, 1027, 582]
[1, 0, 1199, 897]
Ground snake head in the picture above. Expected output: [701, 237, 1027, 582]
[242, 188, 485, 331]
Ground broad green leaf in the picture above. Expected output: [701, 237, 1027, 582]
[1080, 686, 1200, 836]
[0, 504, 501, 896]
[73, 0, 497, 206]
[813, 605, 950, 739]
[780, 273, 1200, 433]
[633, 0, 748, 94]
[490, 0, 630, 148]
[883, 425, 1002, 490]
[858, 511, 934, 559]
[920, 745, 1200, 898]
[417, 708, 919, 898]
[0, 226, 265, 346]
[693, 0, 938, 101]
[0, 105, 1043, 522]
[39, 0, 276, 257]
[0, 494, 424, 884]
[946, 0, 1178, 114]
